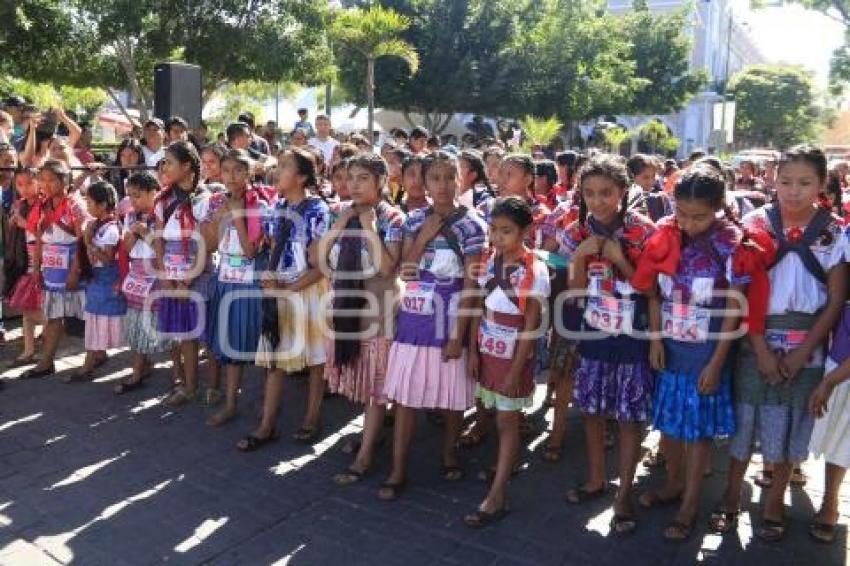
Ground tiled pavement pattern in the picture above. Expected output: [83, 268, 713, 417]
[0, 318, 848, 565]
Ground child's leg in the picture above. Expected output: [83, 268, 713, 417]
[253, 369, 284, 437]
[302, 364, 325, 431]
[180, 339, 199, 394]
[762, 461, 792, 522]
[817, 463, 847, 525]
[207, 354, 221, 391]
[582, 414, 607, 490]
[480, 410, 520, 510]
[20, 312, 37, 358]
[548, 366, 574, 454]
[352, 403, 386, 473]
[170, 344, 185, 385]
[671, 439, 711, 525]
[382, 404, 417, 486]
[207, 363, 241, 426]
[614, 422, 642, 514]
[33, 319, 63, 370]
[441, 409, 464, 470]
[721, 456, 749, 512]
[459, 399, 492, 447]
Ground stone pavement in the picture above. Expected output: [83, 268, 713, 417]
[0, 319, 848, 566]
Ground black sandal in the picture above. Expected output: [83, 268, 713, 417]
[756, 519, 786, 543]
[611, 513, 638, 535]
[441, 465, 465, 482]
[377, 480, 406, 501]
[237, 429, 279, 452]
[464, 505, 511, 528]
[566, 484, 607, 504]
[292, 424, 321, 444]
[20, 364, 55, 379]
[709, 508, 739, 534]
[809, 522, 838, 544]
[754, 470, 774, 489]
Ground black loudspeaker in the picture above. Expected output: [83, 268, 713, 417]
[154, 62, 202, 128]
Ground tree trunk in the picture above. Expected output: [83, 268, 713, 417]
[367, 57, 375, 144]
[106, 88, 137, 127]
[114, 38, 151, 121]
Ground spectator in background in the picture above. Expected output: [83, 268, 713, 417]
[0, 110, 13, 145]
[141, 118, 165, 167]
[290, 127, 309, 148]
[350, 134, 371, 153]
[408, 126, 429, 154]
[110, 137, 145, 197]
[307, 114, 339, 165]
[263, 120, 279, 148]
[226, 122, 259, 158]
[74, 124, 96, 165]
[165, 116, 190, 144]
[191, 120, 209, 149]
[392, 128, 409, 147]
[3, 96, 27, 144]
[426, 135, 441, 153]
[237, 111, 270, 156]
[294, 108, 315, 138]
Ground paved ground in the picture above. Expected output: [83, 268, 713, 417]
[0, 318, 848, 566]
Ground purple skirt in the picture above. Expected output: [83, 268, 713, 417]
[573, 358, 654, 422]
[157, 273, 212, 341]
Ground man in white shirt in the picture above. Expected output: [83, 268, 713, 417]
[141, 118, 165, 167]
[307, 114, 339, 166]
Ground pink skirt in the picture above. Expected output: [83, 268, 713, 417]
[325, 337, 390, 406]
[83, 313, 126, 350]
[384, 343, 475, 411]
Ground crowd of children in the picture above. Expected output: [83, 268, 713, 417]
[2, 110, 850, 543]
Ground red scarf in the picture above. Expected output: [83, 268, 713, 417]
[29, 196, 71, 235]
[489, 246, 537, 314]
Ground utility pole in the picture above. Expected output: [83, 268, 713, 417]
[720, 8, 733, 151]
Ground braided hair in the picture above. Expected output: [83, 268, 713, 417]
[576, 153, 630, 225]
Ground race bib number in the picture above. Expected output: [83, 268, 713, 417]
[121, 273, 154, 299]
[219, 253, 255, 284]
[42, 245, 70, 270]
[163, 253, 192, 280]
[584, 296, 635, 335]
[401, 281, 435, 315]
[479, 319, 518, 360]
[662, 302, 710, 344]
[766, 329, 825, 368]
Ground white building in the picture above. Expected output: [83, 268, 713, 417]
[607, 0, 766, 155]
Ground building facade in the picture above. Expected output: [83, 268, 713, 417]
[607, 0, 766, 155]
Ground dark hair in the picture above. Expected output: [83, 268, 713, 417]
[165, 140, 201, 190]
[237, 111, 255, 129]
[115, 138, 144, 166]
[779, 144, 828, 183]
[298, 108, 308, 114]
[281, 147, 319, 189]
[226, 122, 251, 143]
[14, 166, 38, 180]
[534, 159, 557, 187]
[426, 135, 441, 148]
[166, 116, 189, 132]
[410, 126, 429, 140]
[577, 153, 630, 224]
[626, 153, 656, 178]
[347, 153, 388, 190]
[338, 143, 359, 160]
[87, 180, 118, 210]
[688, 149, 707, 162]
[291, 127, 309, 139]
[482, 146, 505, 162]
[401, 153, 426, 177]
[459, 149, 492, 192]
[555, 150, 580, 175]
[695, 156, 723, 173]
[39, 159, 70, 188]
[221, 148, 254, 172]
[674, 163, 726, 209]
[490, 196, 534, 229]
[389, 146, 410, 163]
[502, 154, 535, 193]
[126, 171, 160, 192]
[200, 144, 225, 161]
[393, 128, 409, 140]
[421, 150, 458, 180]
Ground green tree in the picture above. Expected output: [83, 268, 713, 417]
[331, 5, 419, 142]
[520, 115, 563, 151]
[728, 64, 819, 148]
[620, 0, 706, 114]
[1, 1, 333, 121]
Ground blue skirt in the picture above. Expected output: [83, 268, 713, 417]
[158, 273, 212, 341]
[206, 278, 263, 365]
[652, 367, 735, 443]
[85, 265, 127, 316]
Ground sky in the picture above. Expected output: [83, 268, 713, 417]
[740, 2, 845, 87]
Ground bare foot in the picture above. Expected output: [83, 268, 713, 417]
[206, 407, 238, 427]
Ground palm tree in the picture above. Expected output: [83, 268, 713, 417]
[331, 6, 419, 144]
[520, 115, 564, 152]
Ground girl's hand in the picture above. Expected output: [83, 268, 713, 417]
[131, 221, 148, 237]
[504, 368, 522, 398]
[779, 348, 810, 382]
[809, 380, 834, 418]
[649, 339, 665, 371]
[698, 362, 723, 395]
[467, 350, 480, 381]
[574, 236, 603, 259]
[601, 238, 627, 268]
[66, 270, 80, 291]
[442, 337, 463, 361]
[335, 207, 357, 227]
[755, 348, 784, 385]
[358, 207, 378, 233]
[420, 213, 445, 242]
